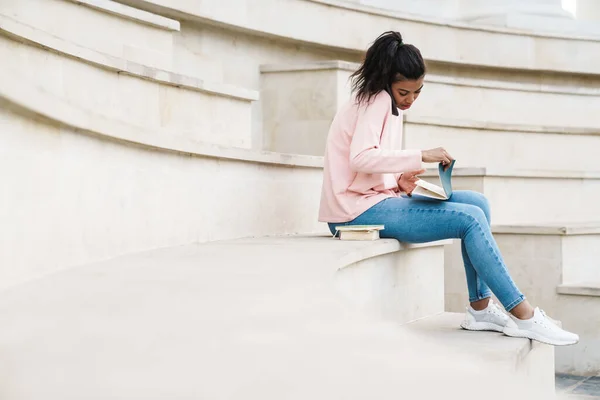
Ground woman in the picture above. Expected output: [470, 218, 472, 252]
[319, 31, 578, 346]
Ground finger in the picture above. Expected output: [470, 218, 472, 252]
[440, 153, 452, 170]
[442, 150, 454, 162]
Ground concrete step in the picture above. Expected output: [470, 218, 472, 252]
[409, 73, 600, 131]
[0, 60, 324, 290]
[555, 283, 600, 377]
[334, 239, 446, 325]
[444, 223, 600, 375]
[0, 0, 178, 70]
[114, 0, 600, 77]
[558, 283, 600, 297]
[423, 168, 600, 224]
[259, 60, 600, 170]
[553, 286, 600, 377]
[0, 236, 552, 399]
[404, 116, 600, 173]
[0, 15, 257, 148]
[406, 312, 555, 398]
[492, 224, 600, 285]
[260, 61, 354, 156]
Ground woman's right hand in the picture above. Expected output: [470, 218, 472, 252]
[422, 147, 454, 168]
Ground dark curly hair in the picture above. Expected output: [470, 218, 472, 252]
[350, 31, 426, 104]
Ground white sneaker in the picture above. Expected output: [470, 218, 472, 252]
[503, 307, 579, 346]
[460, 299, 509, 333]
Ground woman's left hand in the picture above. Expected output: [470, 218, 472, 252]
[398, 169, 425, 195]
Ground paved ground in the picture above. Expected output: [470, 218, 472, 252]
[557, 374, 600, 399]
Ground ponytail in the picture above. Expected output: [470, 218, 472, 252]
[350, 31, 426, 104]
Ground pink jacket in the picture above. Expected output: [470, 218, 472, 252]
[318, 91, 423, 223]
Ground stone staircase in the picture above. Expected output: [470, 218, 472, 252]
[258, 58, 600, 374]
[446, 223, 600, 375]
[0, 236, 554, 398]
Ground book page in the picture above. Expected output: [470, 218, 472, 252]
[335, 225, 384, 232]
[414, 179, 447, 199]
[400, 160, 455, 201]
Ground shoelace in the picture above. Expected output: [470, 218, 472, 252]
[487, 301, 506, 318]
[539, 309, 561, 328]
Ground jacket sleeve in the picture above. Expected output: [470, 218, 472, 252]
[349, 95, 422, 174]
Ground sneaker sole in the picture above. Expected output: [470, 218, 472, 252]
[503, 327, 579, 346]
[460, 320, 505, 333]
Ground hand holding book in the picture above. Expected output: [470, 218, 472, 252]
[401, 160, 456, 200]
[397, 168, 426, 194]
[422, 147, 454, 171]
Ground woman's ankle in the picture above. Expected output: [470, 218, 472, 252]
[470, 297, 490, 311]
[509, 300, 534, 320]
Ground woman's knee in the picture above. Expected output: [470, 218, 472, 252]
[455, 191, 491, 223]
[456, 204, 488, 233]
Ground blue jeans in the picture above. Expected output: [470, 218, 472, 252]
[329, 191, 525, 311]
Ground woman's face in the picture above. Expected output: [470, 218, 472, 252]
[391, 76, 424, 111]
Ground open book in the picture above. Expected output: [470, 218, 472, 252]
[334, 225, 384, 241]
[403, 160, 455, 200]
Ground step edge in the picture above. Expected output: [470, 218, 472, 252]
[0, 62, 320, 169]
[65, 0, 181, 31]
[492, 224, 600, 236]
[557, 283, 600, 297]
[0, 14, 257, 101]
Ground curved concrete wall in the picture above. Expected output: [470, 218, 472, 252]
[3, 0, 600, 288]
[118, 0, 600, 74]
[0, 57, 326, 290]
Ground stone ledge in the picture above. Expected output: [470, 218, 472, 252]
[65, 0, 180, 31]
[492, 223, 600, 236]
[406, 312, 554, 396]
[0, 236, 525, 399]
[4, 45, 600, 178]
[5, 66, 600, 178]
[335, 238, 451, 269]
[422, 167, 600, 180]
[0, 14, 258, 102]
[307, 0, 599, 42]
[407, 312, 539, 365]
[220, 235, 448, 270]
[0, 62, 315, 168]
[557, 283, 600, 297]
[262, 60, 600, 98]
[6, 62, 600, 178]
[425, 74, 600, 97]
[117, 0, 600, 75]
[406, 115, 600, 136]
[260, 60, 358, 73]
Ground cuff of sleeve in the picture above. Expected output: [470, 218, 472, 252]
[405, 149, 423, 171]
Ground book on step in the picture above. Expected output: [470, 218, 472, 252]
[402, 160, 455, 201]
[334, 225, 384, 241]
